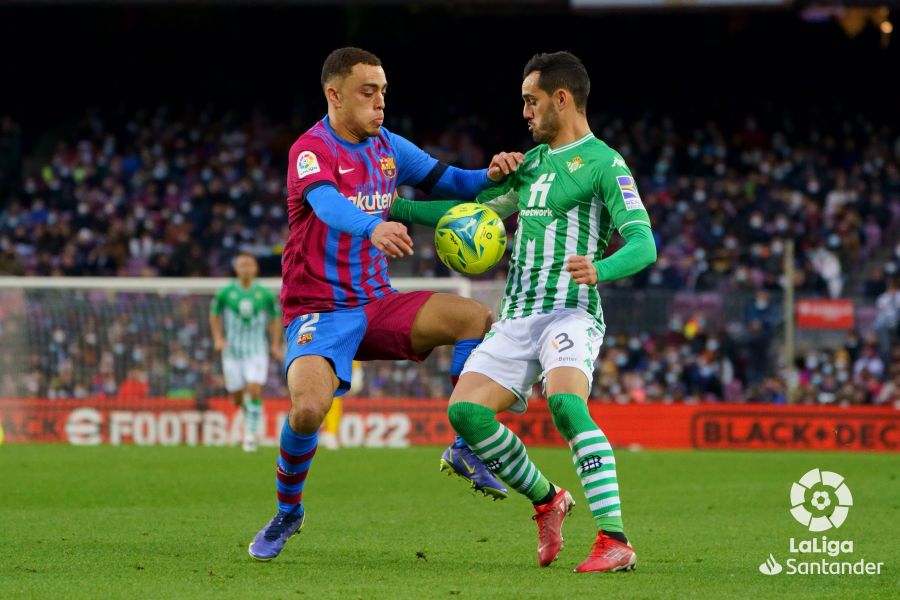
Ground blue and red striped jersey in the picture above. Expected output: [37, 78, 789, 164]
[281, 116, 437, 324]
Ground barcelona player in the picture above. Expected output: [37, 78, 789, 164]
[248, 47, 524, 560]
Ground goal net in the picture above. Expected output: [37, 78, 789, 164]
[0, 276, 480, 402]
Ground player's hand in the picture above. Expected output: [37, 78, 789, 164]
[371, 221, 414, 258]
[214, 338, 227, 352]
[487, 151, 525, 182]
[270, 343, 284, 362]
[566, 255, 599, 285]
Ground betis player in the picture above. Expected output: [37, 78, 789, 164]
[209, 253, 282, 452]
[392, 52, 657, 572]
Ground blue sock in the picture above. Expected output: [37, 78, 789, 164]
[275, 418, 318, 514]
[451, 338, 482, 449]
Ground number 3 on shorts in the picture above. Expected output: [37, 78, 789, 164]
[553, 332, 574, 352]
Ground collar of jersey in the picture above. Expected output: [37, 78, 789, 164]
[322, 115, 375, 150]
[547, 132, 594, 155]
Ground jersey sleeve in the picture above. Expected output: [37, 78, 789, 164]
[209, 287, 226, 315]
[475, 175, 520, 219]
[385, 130, 439, 188]
[593, 154, 651, 233]
[287, 137, 338, 202]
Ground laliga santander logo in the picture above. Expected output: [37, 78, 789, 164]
[758, 469, 883, 577]
[789, 468, 853, 532]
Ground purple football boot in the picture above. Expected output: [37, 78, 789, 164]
[248, 509, 305, 561]
[440, 438, 508, 500]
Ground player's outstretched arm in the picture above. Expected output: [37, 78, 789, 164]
[567, 224, 657, 285]
[390, 188, 518, 229]
[388, 129, 523, 198]
[429, 151, 524, 198]
[390, 198, 463, 228]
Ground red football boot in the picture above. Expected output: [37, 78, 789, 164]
[573, 532, 637, 573]
[532, 488, 575, 567]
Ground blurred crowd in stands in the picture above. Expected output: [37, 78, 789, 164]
[1, 106, 898, 405]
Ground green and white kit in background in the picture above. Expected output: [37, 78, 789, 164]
[463, 133, 652, 409]
[210, 281, 280, 392]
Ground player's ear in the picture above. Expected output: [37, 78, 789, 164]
[325, 84, 343, 109]
[555, 89, 568, 111]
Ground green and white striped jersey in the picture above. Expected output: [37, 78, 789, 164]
[210, 281, 279, 359]
[478, 133, 651, 330]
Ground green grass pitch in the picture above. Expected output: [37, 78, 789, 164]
[1, 446, 896, 599]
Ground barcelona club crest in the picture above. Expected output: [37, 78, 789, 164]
[297, 332, 313, 345]
[380, 156, 397, 179]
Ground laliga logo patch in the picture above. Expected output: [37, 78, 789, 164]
[790, 468, 853, 531]
[379, 156, 397, 179]
[296, 151, 320, 179]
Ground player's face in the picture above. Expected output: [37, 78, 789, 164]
[522, 71, 560, 145]
[234, 256, 258, 281]
[336, 63, 387, 139]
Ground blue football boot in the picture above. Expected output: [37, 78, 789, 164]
[440, 439, 508, 500]
[248, 508, 305, 561]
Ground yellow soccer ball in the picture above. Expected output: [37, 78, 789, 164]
[434, 203, 507, 274]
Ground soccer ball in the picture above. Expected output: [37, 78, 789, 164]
[434, 203, 507, 274]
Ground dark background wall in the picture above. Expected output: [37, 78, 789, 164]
[2, 4, 898, 144]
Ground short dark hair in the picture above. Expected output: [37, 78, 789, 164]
[523, 52, 590, 110]
[321, 47, 382, 89]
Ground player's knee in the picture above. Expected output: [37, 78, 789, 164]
[457, 301, 492, 339]
[447, 401, 493, 437]
[447, 402, 469, 434]
[480, 306, 494, 336]
[548, 394, 590, 439]
[289, 406, 326, 434]
[288, 394, 330, 434]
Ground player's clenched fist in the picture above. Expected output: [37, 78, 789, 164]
[566, 255, 599, 285]
[371, 221, 414, 258]
[487, 151, 525, 181]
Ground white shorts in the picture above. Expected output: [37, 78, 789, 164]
[223, 355, 269, 393]
[461, 308, 604, 413]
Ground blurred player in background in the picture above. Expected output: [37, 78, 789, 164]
[319, 360, 363, 449]
[209, 253, 282, 452]
[394, 52, 657, 572]
[248, 47, 524, 561]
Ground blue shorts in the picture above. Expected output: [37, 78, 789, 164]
[283, 291, 436, 396]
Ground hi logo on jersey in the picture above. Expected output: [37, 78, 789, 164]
[616, 175, 644, 211]
[566, 156, 584, 173]
[380, 156, 397, 179]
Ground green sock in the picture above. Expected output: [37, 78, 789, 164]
[244, 397, 263, 436]
[448, 402, 551, 502]
[548, 393, 624, 533]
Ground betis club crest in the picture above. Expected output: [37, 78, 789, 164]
[379, 156, 397, 179]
